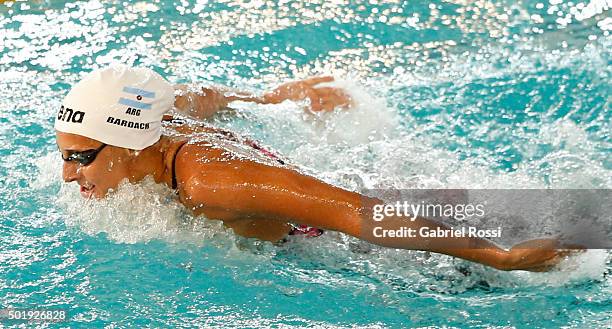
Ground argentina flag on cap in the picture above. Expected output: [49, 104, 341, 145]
[118, 86, 156, 110]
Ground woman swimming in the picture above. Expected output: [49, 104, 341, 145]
[55, 65, 574, 272]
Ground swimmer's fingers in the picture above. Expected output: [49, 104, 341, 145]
[320, 95, 352, 111]
[520, 248, 585, 272]
[310, 87, 352, 111]
[306, 89, 324, 111]
[303, 76, 335, 86]
[309, 92, 352, 112]
[504, 239, 586, 272]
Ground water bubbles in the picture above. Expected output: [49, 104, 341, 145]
[57, 176, 231, 245]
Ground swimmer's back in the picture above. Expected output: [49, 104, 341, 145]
[162, 116, 286, 167]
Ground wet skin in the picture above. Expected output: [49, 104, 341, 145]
[56, 77, 577, 271]
[56, 126, 576, 272]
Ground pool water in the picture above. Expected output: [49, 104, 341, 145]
[1, 0, 611, 327]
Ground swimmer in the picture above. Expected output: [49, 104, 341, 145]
[56, 65, 575, 272]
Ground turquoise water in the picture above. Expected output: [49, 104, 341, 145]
[1, 0, 611, 327]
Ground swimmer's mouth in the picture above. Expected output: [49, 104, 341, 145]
[79, 184, 95, 198]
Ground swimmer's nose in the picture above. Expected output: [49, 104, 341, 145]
[62, 161, 79, 183]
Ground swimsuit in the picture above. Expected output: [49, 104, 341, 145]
[287, 224, 324, 237]
[171, 142, 188, 190]
[166, 120, 323, 238]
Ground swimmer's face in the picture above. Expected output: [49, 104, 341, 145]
[56, 131, 132, 199]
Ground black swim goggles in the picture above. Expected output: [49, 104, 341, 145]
[60, 144, 107, 166]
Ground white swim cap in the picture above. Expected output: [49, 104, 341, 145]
[55, 65, 174, 150]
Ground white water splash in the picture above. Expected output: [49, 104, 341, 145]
[227, 76, 400, 147]
[55, 176, 233, 245]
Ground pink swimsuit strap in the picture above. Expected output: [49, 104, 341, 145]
[288, 224, 324, 237]
[244, 139, 285, 165]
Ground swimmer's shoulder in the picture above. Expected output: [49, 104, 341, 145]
[171, 140, 239, 206]
[171, 139, 231, 184]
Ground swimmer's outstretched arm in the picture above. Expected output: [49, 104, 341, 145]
[178, 153, 569, 272]
[173, 76, 352, 119]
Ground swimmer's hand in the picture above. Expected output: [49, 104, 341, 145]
[262, 76, 353, 111]
[501, 238, 584, 272]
